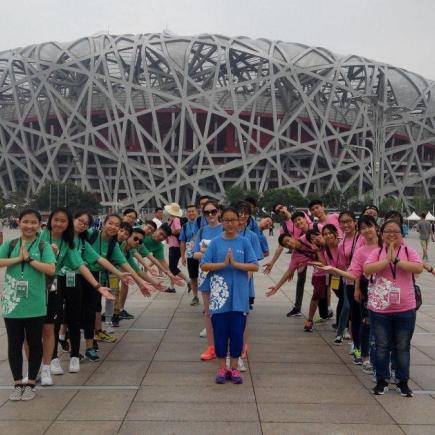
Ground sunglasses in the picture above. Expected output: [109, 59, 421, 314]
[204, 209, 218, 216]
[133, 236, 143, 244]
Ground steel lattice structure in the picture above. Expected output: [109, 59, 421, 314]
[1, 32, 435, 209]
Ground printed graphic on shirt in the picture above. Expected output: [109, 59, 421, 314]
[1, 274, 21, 316]
[209, 274, 229, 311]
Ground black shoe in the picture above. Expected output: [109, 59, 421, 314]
[112, 314, 120, 327]
[119, 309, 134, 319]
[327, 309, 334, 319]
[92, 339, 99, 352]
[372, 380, 389, 395]
[59, 338, 70, 352]
[396, 381, 413, 397]
[286, 307, 301, 317]
[101, 313, 106, 322]
[164, 288, 176, 293]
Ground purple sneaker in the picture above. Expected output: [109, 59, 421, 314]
[230, 368, 243, 384]
[215, 368, 229, 384]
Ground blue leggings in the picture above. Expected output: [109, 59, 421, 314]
[211, 312, 246, 359]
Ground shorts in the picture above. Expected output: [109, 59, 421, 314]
[420, 239, 429, 248]
[311, 275, 327, 301]
[44, 276, 65, 324]
[168, 246, 181, 275]
[187, 258, 199, 279]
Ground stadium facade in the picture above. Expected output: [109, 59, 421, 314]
[0, 32, 434, 210]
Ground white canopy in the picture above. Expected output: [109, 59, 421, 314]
[407, 211, 421, 220]
[425, 212, 435, 221]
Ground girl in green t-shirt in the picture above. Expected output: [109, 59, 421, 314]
[0, 209, 56, 401]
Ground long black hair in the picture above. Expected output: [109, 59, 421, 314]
[47, 207, 75, 249]
[74, 211, 94, 240]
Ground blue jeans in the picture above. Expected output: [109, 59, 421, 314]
[371, 309, 416, 381]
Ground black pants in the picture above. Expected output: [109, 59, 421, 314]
[4, 316, 44, 382]
[168, 246, 181, 276]
[293, 268, 307, 311]
[80, 273, 100, 341]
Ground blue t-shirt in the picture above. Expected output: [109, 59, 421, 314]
[239, 227, 263, 299]
[247, 216, 269, 255]
[179, 220, 200, 258]
[200, 234, 257, 315]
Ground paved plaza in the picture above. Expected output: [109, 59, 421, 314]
[0, 229, 435, 434]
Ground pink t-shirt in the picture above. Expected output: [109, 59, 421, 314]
[348, 244, 379, 278]
[322, 245, 339, 267]
[167, 217, 181, 248]
[319, 213, 343, 238]
[365, 242, 422, 313]
[279, 212, 312, 239]
[288, 234, 325, 276]
[338, 234, 364, 284]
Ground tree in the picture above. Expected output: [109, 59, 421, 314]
[379, 197, 403, 216]
[224, 186, 260, 206]
[260, 187, 306, 212]
[30, 182, 101, 214]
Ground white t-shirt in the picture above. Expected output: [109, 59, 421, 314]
[152, 217, 162, 228]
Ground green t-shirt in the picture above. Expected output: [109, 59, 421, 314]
[73, 237, 101, 270]
[139, 236, 164, 260]
[40, 229, 84, 276]
[87, 231, 127, 272]
[121, 243, 140, 273]
[0, 238, 56, 318]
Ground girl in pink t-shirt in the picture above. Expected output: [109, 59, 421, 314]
[363, 219, 423, 397]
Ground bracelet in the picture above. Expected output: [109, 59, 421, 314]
[94, 283, 102, 290]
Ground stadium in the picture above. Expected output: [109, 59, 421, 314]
[0, 32, 434, 210]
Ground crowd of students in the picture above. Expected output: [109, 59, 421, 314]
[0, 197, 433, 401]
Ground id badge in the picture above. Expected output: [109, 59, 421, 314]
[330, 276, 340, 291]
[50, 278, 58, 292]
[388, 283, 401, 305]
[66, 272, 76, 288]
[108, 275, 120, 291]
[16, 280, 29, 298]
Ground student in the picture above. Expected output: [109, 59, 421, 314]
[416, 212, 433, 260]
[165, 203, 189, 293]
[308, 199, 342, 237]
[180, 205, 201, 306]
[193, 200, 224, 361]
[200, 207, 258, 384]
[364, 219, 423, 397]
[122, 208, 138, 227]
[152, 207, 164, 229]
[0, 209, 56, 401]
[362, 205, 379, 221]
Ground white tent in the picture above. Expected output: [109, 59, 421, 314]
[407, 211, 421, 220]
[425, 212, 435, 221]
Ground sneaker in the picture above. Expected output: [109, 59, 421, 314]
[372, 379, 389, 395]
[40, 365, 53, 386]
[59, 338, 70, 353]
[362, 361, 373, 374]
[95, 330, 117, 343]
[164, 287, 176, 293]
[187, 282, 192, 293]
[50, 358, 64, 375]
[215, 368, 229, 384]
[230, 368, 243, 384]
[348, 342, 355, 355]
[352, 349, 363, 365]
[112, 314, 120, 327]
[85, 348, 100, 362]
[313, 315, 326, 324]
[21, 385, 36, 401]
[9, 385, 23, 401]
[332, 323, 337, 330]
[286, 307, 301, 317]
[396, 380, 413, 397]
[104, 322, 114, 334]
[119, 309, 134, 320]
[238, 357, 247, 372]
[199, 327, 207, 338]
[343, 329, 351, 340]
[190, 296, 199, 306]
[327, 309, 334, 319]
[200, 346, 216, 361]
[334, 336, 343, 345]
[304, 320, 314, 332]
[69, 357, 80, 373]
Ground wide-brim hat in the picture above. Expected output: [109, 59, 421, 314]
[164, 203, 183, 217]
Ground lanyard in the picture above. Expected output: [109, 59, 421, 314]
[49, 233, 64, 260]
[341, 233, 358, 264]
[388, 245, 402, 280]
[296, 240, 317, 260]
[325, 246, 339, 266]
[20, 239, 37, 278]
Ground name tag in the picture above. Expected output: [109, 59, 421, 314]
[50, 278, 58, 292]
[66, 272, 76, 288]
[108, 275, 120, 291]
[16, 280, 29, 298]
[330, 276, 340, 291]
[388, 284, 401, 305]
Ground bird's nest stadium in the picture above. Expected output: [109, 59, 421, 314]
[0, 32, 434, 209]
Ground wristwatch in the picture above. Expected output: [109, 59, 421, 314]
[392, 257, 400, 265]
[94, 283, 102, 290]
[25, 256, 35, 263]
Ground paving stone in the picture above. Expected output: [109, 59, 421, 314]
[45, 421, 122, 435]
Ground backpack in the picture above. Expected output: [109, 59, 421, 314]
[88, 230, 117, 261]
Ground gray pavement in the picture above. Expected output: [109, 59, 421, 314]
[0, 228, 435, 434]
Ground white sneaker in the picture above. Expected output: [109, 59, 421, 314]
[9, 385, 23, 401]
[343, 329, 351, 340]
[199, 328, 207, 338]
[40, 365, 53, 386]
[50, 358, 64, 375]
[105, 321, 114, 334]
[238, 357, 247, 372]
[348, 342, 355, 355]
[21, 385, 36, 401]
[69, 357, 80, 373]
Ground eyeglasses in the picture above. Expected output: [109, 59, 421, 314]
[383, 230, 401, 234]
[204, 209, 218, 216]
[222, 219, 239, 223]
[339, 219, 354, 225]
[238, 212, 249, 217]
[76, 219, 89, 227]
[133, 236, 143, 244]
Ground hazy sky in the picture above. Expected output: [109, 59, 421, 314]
[2, 0, 434, 79]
